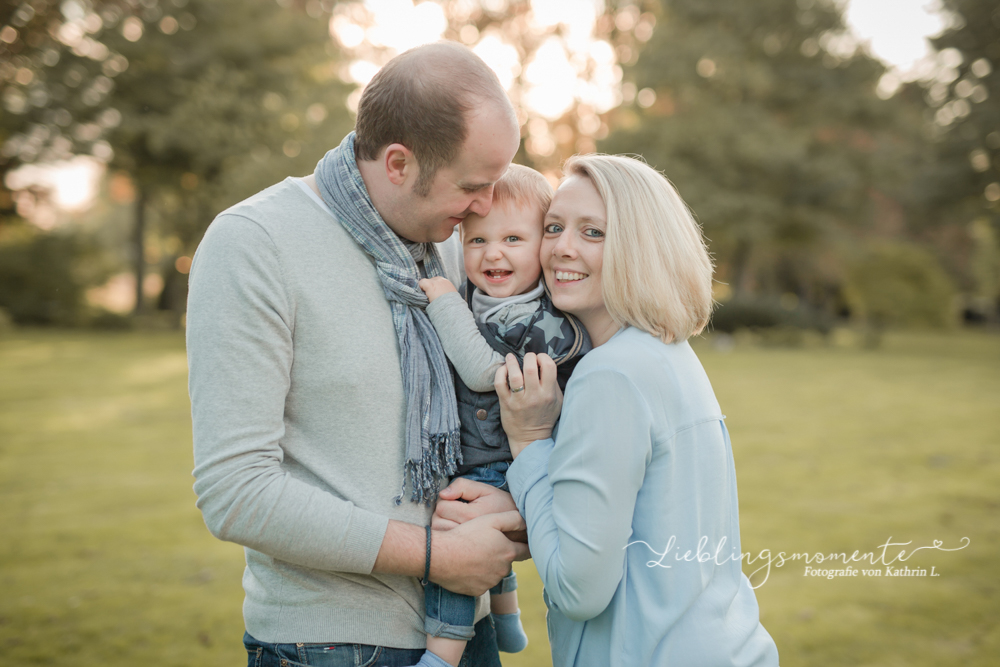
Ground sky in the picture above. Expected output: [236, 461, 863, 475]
[844, 0, 949, 75]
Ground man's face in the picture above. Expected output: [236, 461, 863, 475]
[397, 105, 521, 243]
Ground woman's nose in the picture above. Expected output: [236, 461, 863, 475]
[552, 233, 577, 258]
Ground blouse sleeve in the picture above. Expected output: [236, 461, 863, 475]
[506, 367, 653, 621]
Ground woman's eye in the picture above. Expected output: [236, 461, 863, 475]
[584, 228, 605, 238]
[544, 223, 563, 234]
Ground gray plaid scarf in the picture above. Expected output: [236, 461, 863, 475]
[314, 132, 461, 505]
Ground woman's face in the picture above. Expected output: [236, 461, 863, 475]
[541, 175, 615, 342]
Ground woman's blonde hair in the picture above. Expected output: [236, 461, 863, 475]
[563, 154, 714, 344]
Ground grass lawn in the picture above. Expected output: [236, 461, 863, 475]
[0, 328, 997, 666]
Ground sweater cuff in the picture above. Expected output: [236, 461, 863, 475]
[506, 438, 555, 515]
[342, 506, 391, 574]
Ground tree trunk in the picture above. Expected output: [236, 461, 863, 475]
[133, 183, 147, 316]
[730, 238, 753, 297]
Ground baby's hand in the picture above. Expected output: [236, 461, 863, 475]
[419, 277, 458, 303]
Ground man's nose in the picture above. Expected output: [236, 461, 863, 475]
[468, 185, 494, 218]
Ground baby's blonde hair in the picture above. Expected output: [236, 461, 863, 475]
[563, 154, 714, 344]
[491, 163, 553, 214]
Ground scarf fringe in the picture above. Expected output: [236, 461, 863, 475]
[394, 429, 463, 506]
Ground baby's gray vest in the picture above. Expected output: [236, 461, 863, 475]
[453, 284, 591, 475]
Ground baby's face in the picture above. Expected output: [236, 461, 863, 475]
[462, 203, 544, 298]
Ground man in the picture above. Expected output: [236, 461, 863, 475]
[187, 42, 526, 666]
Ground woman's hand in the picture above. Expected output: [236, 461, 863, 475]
[418, 276, 457, 302]
[496, 352, 562, 458]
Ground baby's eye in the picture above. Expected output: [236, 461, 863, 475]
[505, 235, 520, 243]
[544, 223, 563, 234]
[469, 237, 486, 244]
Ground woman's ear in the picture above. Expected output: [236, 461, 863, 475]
[383, 143, 415, 186]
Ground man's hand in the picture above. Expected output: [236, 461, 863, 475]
[431, 511, 528, 596]
[373, 511, 528, 596]
[434, 478, 528, 545]
[418, 277, 458, 303]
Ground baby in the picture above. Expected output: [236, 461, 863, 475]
[414, 164, 591, 667]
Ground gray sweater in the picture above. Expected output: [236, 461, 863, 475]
[187, 177, 484, 646]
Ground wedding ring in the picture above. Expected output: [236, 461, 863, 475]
[511, 385, 525, 393]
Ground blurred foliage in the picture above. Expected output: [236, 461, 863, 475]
[601, 0, 928, 321]
[907, 0, 1000, 320]
[710, 295, 834, 335]
[329, 0, 654, 174]
[1, 0, 999, 328]
[844, 242, 958, 330]
[968, 216, 1000, 320]
[0, 1, 131, 178]
[0, 220, 108, 325]
[2, 0, 354, 315]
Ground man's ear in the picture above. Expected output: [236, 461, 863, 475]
[383, 143, 416, 186]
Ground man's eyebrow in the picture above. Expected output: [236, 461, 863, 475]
[458, 181, 492, 191]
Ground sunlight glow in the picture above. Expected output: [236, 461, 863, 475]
[330, 0, 621, 129]
[5, 156, 104, 224]
[845, 0, 948, 76]
[472, 33, 521, 91]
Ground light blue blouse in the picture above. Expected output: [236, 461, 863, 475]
[507, 326, 779, 667]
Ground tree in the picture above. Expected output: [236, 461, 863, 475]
[1, 1, 136, 226]
[97, 0, 354, 315]
[601, 0, 928, 314]
[908, 0, 1000, 320]
[2, 0, 355, 318]
[328, 0, 648, 173]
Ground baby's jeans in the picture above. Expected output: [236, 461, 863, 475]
[423, 461, 518, 641]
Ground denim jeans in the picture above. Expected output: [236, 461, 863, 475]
[423, 462, 517, 641]
[243, 617, 501, 667]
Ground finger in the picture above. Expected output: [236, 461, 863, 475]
[511, 541, 532, 562]
[440, 477, 492, 502]
[505, 354, 524, 393]
[494, 363, 511, 400]
[490, 509, 527, 533]
[522, 352, 540, 390]
[439, 476, 470, 500]
[434, 499, 477, 525]
[537, 352, 556, 376]
[431, 515, 460, 531]
[537, 353, 559, 391]
[504, 529, 529, 544]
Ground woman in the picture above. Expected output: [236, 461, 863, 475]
[495, 154, 779, 666]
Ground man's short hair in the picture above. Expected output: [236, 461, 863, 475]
[491, 164, 554, 215]
[563, 154, 714, 344]
[354, 42, 514, 196]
